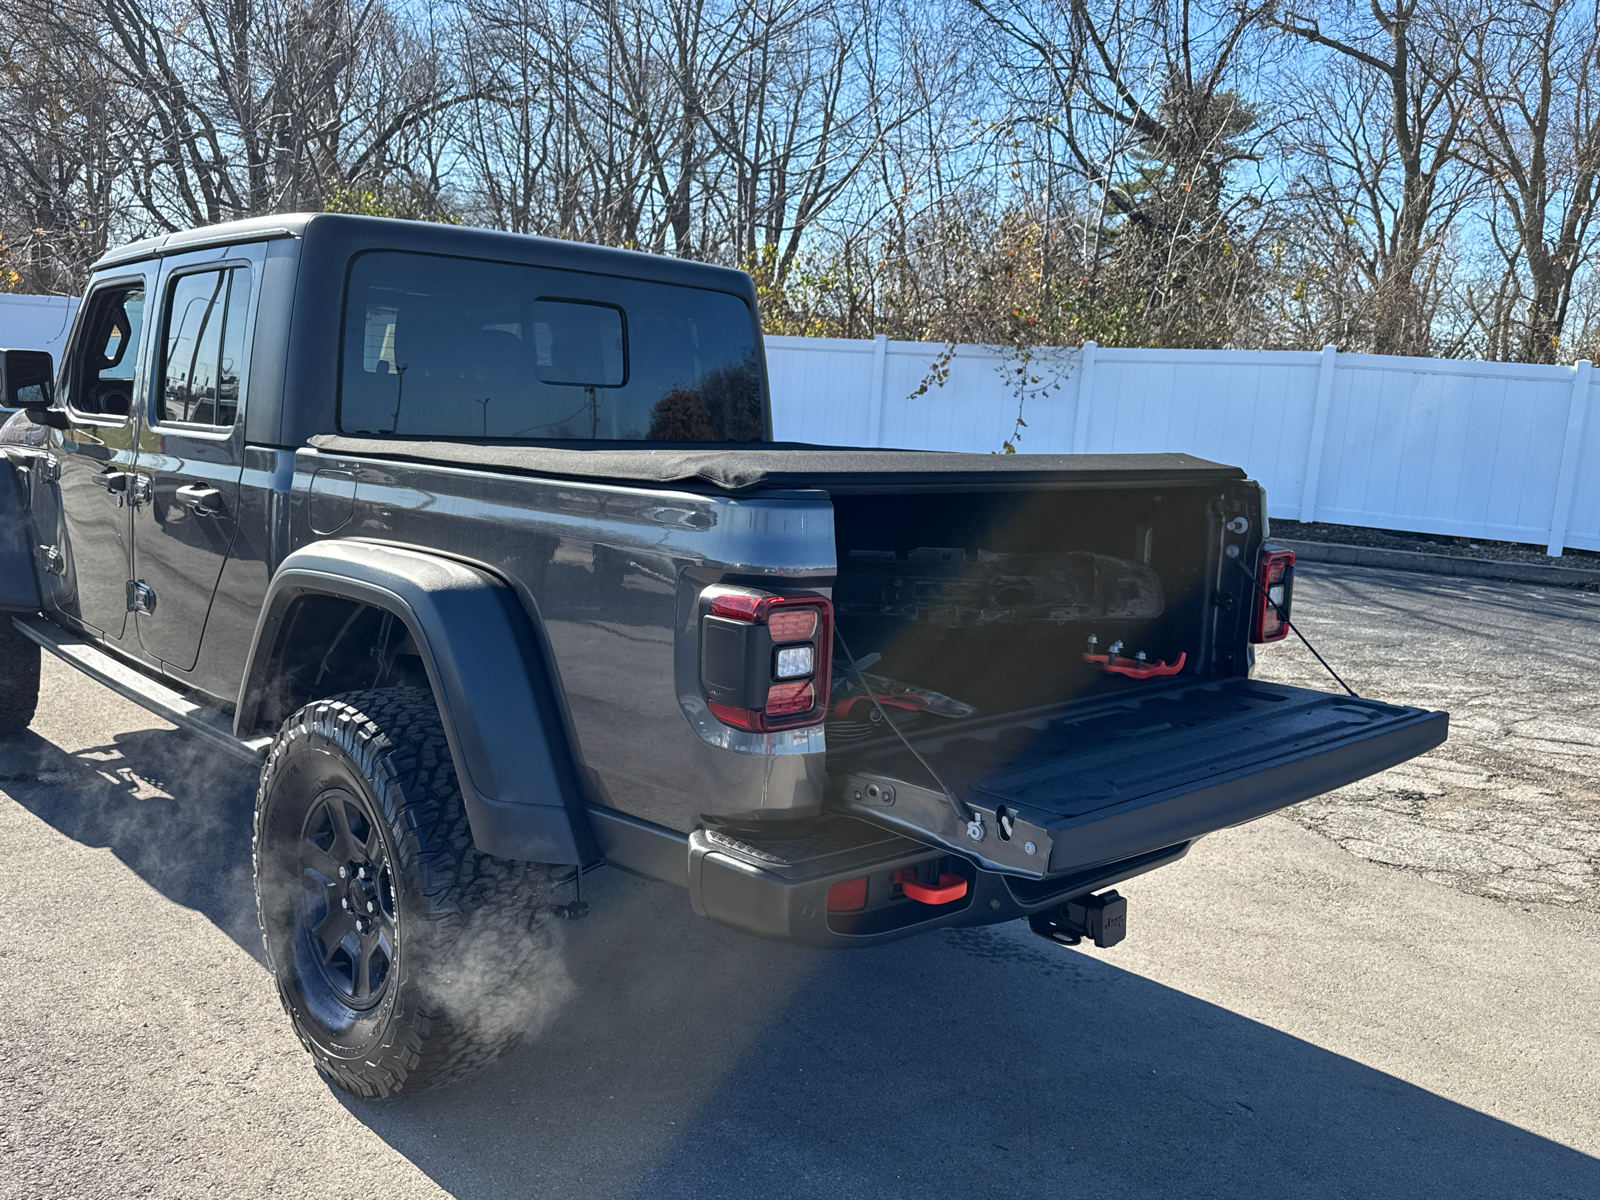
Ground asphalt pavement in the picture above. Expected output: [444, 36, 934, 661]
[1, 564, 1596, 1199]
[1255, 565, 1600, 910]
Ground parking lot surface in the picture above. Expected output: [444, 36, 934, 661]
[1, 564, 1596, 1199]
[1255, 566, 1600, 910]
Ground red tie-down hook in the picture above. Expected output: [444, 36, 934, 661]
[1083, 636, 1186, 679]
[893, 868, 968, 905]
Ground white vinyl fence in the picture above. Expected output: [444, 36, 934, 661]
[766, 336, 1600, 557]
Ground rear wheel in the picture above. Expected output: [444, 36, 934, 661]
[254, 686, 561, 1098]
[0, 620, 40, 736]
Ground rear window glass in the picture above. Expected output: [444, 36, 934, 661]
[158, 266, 250, 427]
[339, 251, 765, 441]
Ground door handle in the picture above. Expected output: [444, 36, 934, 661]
[90, 469, 128, 494]
[174, 483, 223, 515]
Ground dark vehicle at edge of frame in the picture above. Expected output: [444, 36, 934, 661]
[0, 213, 1448, 1097]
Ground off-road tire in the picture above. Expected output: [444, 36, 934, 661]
[0, 620, 40, 735]
[254, 686, 558, 1098]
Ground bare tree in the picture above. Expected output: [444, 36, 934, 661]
[1452, 0, 1600, 362]
[965, 0, 1281, 347]
[0, 7, 129, 291]
[1270, 0, 1470, 354]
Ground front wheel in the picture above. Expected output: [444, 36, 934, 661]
[254, 687, 565, 1097]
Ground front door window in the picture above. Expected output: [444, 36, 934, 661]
[69, 285, 145, 418]
[51, 279, 150, 640]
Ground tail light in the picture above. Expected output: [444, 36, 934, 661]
[699, 585, 832, 731]
[1251, 546, 1295, 643]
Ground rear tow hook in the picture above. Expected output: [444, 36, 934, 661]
[1029, 890, 1127, 949]
[893, 868, 969, 905]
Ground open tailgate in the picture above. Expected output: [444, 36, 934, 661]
[832, 679, 1447, 878]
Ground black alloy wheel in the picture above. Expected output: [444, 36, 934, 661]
[297, 787, 399, 1013]
[255, 687, 559, 1098]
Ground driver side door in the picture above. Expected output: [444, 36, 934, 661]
[48, 272, 155, 643]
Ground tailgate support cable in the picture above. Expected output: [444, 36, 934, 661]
[834, 629, 973, 825]
[1236, 559, 1360, 698]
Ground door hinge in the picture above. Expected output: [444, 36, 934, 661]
[126, 579, 156, 614]
[36, 453, 60, 483]
[34, 544, 65, 576]
[129, 473, 152, 507]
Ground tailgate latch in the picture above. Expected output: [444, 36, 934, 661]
[1029, 890, 1127, 949]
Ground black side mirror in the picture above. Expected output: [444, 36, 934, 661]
[0, 348, 65, 428]
[1, 348, 56, 409]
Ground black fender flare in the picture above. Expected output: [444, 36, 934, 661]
[236, 539, 596, 864]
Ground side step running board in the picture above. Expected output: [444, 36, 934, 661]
[11, 615, 270, 766]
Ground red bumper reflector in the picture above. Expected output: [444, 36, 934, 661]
[894, 869, 968, 905]
[826, 876, 869, 912]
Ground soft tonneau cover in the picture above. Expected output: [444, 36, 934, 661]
[307, 436, 1245, 493]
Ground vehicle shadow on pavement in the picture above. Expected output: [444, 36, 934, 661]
[350, 869, 1600, 1200]
[0, 728, 265, 956]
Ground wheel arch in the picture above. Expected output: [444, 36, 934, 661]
[237, 539, 596, 865]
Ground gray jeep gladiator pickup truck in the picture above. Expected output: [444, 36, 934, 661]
[0, 213, 1448, 1097]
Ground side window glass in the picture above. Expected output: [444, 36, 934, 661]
[217, 268, 249, 427]
[158, 267, 250, 428]
[68, 283, 146, 418]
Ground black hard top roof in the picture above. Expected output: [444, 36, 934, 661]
[91, 212, 752, 292]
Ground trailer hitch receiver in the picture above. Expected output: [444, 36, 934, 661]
[1028, 889, 1127, 949]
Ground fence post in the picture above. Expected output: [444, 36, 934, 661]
[1298, 344, 1339, 524]
[1547, 359, 1593, 556]
[1071, 341, 1098, 453]
[864, 334, 889, 446]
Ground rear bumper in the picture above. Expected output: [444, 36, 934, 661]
[589, 803, 1189, 948]
[687, 823, 1192, 948]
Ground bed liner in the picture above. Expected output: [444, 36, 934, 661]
[306, 436, 1245, 493]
